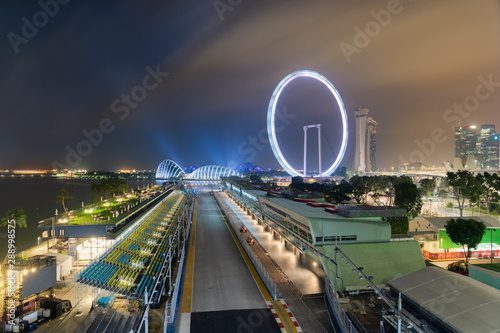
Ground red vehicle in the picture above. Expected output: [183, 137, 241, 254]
[247, 236, 255, 245]
[240, 225, 247, 233]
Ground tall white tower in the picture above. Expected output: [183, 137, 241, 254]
[353, 108, 369, 173]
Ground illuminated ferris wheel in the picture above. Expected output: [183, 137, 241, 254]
[267, 70, 348, 177]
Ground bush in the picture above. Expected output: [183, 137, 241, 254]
[446, 202, 453, 209]
[388, 217, 409, 234]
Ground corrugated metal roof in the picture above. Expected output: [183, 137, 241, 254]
[318, 241, 425, 287]
[242, 189, 268, 197]
[260, 197, 390, 242]
[421, 216, 500, 230]
[337, 206, 406, 218]
[261, 197, 385, 222]
[388, 267, 500, 333]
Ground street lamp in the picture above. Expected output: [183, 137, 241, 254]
[491, 228, 495, 264]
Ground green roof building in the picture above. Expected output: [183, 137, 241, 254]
[225, 183, 425, 291]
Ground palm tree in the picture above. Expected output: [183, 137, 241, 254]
[56, 188, 73, 213]
[111, 178, 129, 195]
[90, 182, 103, 202]
[90, 178, 129, 201]
[0, 208, 27, 228]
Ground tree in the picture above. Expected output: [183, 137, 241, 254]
[394, 181, 423, 219]
[420, 178, 436, 216]
[249, 174, 263, 183]
[349, 175, 414, 206]
[438, 189, 449, 199]
[56, 188, 73, 213]
[476, 172, 500, 215]
[420, 178, 435, 199]
[447, 170, 481, 217]
[349, 176, 373, 204]
[370, 176, 392, 206]
[328, 182, 353, 204]
[90, 182, 103, 202]
[445, 218, 486, 266]
[388, 217, 409, 234]
[0, 208, 27, 228]
[90, 177, 129, 200]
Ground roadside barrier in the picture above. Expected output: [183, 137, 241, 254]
[214, 193, 281, 301]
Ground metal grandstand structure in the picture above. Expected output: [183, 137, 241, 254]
[75, 190, 193, 317]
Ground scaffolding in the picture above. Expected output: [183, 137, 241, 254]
[2, 255, 56, 320]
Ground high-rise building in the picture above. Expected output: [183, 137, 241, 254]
[366, 117, 378, 171]
[478, 124, 499, 169]
[454, 125, 478, 168]
[454, 124, 498, 170]
[352, 108, 369, 172]
[352, 108, 378, 173]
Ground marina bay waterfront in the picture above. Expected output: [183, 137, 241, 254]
[0, 176, 155, 259]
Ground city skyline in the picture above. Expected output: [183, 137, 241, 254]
[454, 124, 499, 170]
[1, 1, 500, 171]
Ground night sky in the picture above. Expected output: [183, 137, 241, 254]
[1, 0, 500, 172]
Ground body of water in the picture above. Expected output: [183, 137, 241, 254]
[0, 176, 155, 260]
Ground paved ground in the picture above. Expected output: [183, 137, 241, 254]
[221, 193, 335, 333]
[186, 192, 281, 333]
[191, 309, 281, 333]
[35, 274, 93, 333]
[192, 194, 267, 312]
[429, 257, 500, 268]
[224, 196, 324, 295]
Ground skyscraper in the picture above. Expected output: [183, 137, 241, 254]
[367, 117, 378, 171]
[478, 124, 499, 169]
[454, 125, 478, 169]
[352, 107, 377, 173]
[454, 124, 498, 170]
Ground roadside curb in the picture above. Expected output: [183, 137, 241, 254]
[266, 301, 287, 333]
[280, 300, 303, 333]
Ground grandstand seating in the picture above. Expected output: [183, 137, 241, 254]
[77, 191, 188, 299]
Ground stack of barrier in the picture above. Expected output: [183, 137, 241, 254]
[97, 296, 114, 308]
[76, 191, 187, 300]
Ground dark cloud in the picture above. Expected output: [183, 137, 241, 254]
[1, 0, 499, 171]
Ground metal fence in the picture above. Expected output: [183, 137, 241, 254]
[324, 275, 359, 333]
[164, 198, 194, 331]
[226, 190, 359, 333]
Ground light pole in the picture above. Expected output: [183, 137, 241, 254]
[433, 189, 437, 216]
[491, 228, 494, 264]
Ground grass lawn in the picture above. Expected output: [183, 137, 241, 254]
[39, 188, 160, 226]
[474, 263, 500, 273]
